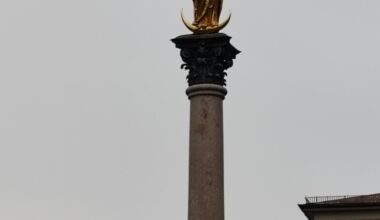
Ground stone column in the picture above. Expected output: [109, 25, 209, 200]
[187, 84, 227, 220]
[172, 33, 239, 220]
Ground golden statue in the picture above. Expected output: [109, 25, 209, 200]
[181, 0, 231, 34]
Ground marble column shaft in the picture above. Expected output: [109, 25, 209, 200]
[187, 84, 227, 220]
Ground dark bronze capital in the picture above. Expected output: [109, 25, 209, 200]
[172, 33, 240, 86]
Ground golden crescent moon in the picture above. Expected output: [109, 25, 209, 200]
[181, 9, 232, 34]
[181, 9, 199, 33]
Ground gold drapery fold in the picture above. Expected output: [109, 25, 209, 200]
[193, 0, 223, 28]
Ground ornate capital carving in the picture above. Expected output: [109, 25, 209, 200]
[172, 33, 240, 86]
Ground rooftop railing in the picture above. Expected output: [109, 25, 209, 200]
[305, 195, 357, 204]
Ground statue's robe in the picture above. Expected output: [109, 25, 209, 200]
[193, 0, 222, 28]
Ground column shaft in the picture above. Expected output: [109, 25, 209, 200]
[187, 84, 227, 220]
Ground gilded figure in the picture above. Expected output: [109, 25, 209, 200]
[181, 0, 231, 34]
[193, 0, 223, 28]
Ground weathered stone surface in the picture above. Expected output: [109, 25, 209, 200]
[186, 84, 227, 220]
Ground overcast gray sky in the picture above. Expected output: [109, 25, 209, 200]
[1, 0, 380, 219]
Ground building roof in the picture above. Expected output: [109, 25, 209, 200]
[299, 193, 380, 219]
[304, 193, 380, 205]
[298, 193, 380, 215]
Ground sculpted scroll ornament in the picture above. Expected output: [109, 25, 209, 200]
[172, 34, 240, 86]
[181, 0, 231, 34]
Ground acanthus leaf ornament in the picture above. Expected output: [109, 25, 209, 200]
[172, 34, 240, 86]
